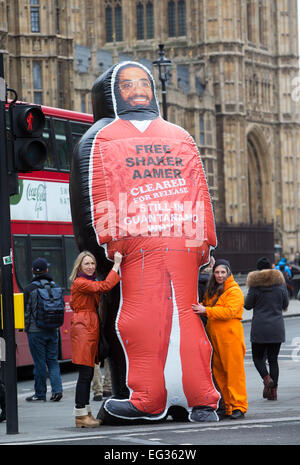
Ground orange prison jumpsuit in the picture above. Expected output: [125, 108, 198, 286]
[203, 275, 248, 415]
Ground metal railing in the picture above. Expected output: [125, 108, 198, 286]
[213, 223, 274, 274]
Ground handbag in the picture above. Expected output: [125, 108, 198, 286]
[296, 288, 300, 301]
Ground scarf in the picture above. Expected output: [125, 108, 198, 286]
[77, 271, 97, 281]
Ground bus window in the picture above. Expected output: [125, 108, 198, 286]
[13, 236, 32, 291]
[52, 119, 70, 171]
[70, 121, 90, 149]
[65, 236, 79, 290]
[13, 235, 77, 292]
[31, 236, 65, 288]
[43, 117, 57, 170]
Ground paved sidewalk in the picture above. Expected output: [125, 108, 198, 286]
[1, 354, 300, 445]
[0, 298, 299, 444]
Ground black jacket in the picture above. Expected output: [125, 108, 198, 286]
[244, 269, 289, 343]
[24, 273, 54, 332]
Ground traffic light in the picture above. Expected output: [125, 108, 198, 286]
[10, 104, 47, 172]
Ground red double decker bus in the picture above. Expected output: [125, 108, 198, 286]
[7, 103, 93, 367]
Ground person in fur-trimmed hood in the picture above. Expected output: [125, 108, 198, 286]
[244, 257, 289, 401]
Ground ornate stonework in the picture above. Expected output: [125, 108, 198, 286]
[1, 0, 299, 257]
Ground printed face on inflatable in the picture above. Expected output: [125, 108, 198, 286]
[118, 66, 153, 107]
[112, 63, 159, 120]
[70, 61, 219, 425]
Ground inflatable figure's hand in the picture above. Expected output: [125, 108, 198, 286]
[112, 251, 122, 272]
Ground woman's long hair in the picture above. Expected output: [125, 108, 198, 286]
[205, 265, 231, 304]
[69, 251, 97, 284]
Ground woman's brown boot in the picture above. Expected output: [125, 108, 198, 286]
[263, 375, 274, 399]
[267, 387, 277, 401]
[74, 407, 100, 428]
[86, 405, 102, 423]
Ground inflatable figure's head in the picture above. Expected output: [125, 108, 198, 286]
[92, 61, 160, 122]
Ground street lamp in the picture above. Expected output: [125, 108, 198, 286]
[152, 44, 172, 120]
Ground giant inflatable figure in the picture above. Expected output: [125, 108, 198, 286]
[70, 61, 220, 423]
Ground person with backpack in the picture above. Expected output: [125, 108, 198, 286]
[24, 258, 63, 402]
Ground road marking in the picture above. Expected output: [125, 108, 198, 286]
[2, 436, 107, 446]
[17, 380, 76, 399]
[2, 416, 300, 445]
[173, 424, 271, 433]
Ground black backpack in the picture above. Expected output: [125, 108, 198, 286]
[32, 280, 65, 329]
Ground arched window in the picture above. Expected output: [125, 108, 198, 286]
[146, 2, 154, 38]
[137, 3, 144, 40]
[56, 0, 60, 34]
[105, 6, 113, 42]
[136, 1, 154, 40]
[178, 0, 186, 36]
[168, 1, 176, 37]
[246, 0, 253, 42]
[258, 0, 266, 46]
[168, 0, 186, 37]
[115, 5, 123, 41]
[33, 62, 43, 104]
[105, 1, 123, 43]
[30, 0, 40, 33]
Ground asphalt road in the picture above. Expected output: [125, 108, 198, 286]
[21, 417, 300, 446]
[2, 316, 300, 450]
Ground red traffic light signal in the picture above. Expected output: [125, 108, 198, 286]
[10, 104, 47, 172]
[13, 105, 45, 136]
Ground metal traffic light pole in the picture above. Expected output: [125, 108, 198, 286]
[0, 53, 19, 434]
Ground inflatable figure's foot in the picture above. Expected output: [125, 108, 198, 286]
[190, 406, 219, 422]
[104, 399, 164, 420]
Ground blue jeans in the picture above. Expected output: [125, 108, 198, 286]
[27, 330, 63, 398]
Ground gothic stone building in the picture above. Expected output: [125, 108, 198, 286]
[1, 0, 300, 262]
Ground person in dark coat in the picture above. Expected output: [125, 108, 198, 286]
[244, 257, 289, 401]
[24, 258, 63, 402]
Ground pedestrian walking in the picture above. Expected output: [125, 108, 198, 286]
[192, 258, 248, 420]
[24, 258, 63, 402]
[275, 257, 292, 277]
[70, 250, 122, 428]
[244, 257, 289, 401]
[92, 360, 112, 401]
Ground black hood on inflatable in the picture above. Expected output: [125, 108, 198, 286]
[92, 61, 160, 122]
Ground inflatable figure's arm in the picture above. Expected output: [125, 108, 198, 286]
[70, 118, 114, 275]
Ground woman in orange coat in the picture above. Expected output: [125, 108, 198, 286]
[70, 250, 122, 427]
[192, 259, 248, 420]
